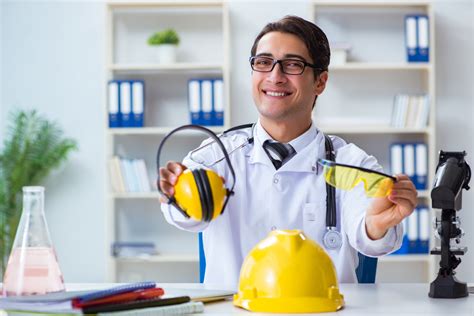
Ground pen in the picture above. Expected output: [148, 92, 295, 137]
[75, 281, 156, 303]
[72, 287, 165, 308]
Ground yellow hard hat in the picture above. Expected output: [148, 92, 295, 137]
[233, 229, 344, 313]
[174, 169, 227, 222]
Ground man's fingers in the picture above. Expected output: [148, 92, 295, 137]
[160, 180, 175, 197]
[167, 161, 185, 175]
[160, 167, 177, 185]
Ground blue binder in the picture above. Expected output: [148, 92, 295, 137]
[415, 143, 428, 190]
[212, 79, 224, 126]
[131, 81, 144, 127]
[418, 206, 430, 254]
[120, 81, 133, 127]
[188, 79, 201, 125]
[417, 15, 430, 62]
[201, 79, 213, 126]
[108, 81, 121, 127]
[405, 15, 418, 62]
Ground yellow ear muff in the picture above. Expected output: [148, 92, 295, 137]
[174, 169, 227, 222]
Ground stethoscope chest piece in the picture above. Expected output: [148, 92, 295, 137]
[323, 227, 342, 250]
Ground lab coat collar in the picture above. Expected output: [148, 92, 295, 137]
[247, 120, 324, 173]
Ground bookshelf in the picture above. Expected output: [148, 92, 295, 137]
[311, 0, 436, 282]
[105, 0, 230, 282]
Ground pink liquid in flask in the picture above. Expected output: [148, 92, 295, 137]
[3, 247, 65, 296]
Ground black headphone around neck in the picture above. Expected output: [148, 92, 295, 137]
[156, 125, 236, 222]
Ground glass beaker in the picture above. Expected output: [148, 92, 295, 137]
[2, 186, 65, 296]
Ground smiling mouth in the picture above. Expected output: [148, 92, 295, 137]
[263, 90, 292, 97]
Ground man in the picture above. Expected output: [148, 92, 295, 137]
[159, 15, 417, 288]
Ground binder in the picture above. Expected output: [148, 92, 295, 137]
[392, 218, 409, 255]
[415, 143, 428, 190]
[390, 143, 403, 175]
[212, 79, 224, 126]
[417, 15, 429, 62]
[188, 79, 201, 125]
[132, 81, 144, 127]
[120, 81, 133, 127]
[201, 79, 213, 126]
[418, 206, 430, 254]
[108, 81, 121, 127]
[405, 15, 418, 62]
[407, 210, 418, 253]
[403, 144, 416, 187]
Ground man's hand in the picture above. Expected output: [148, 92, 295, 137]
[365, 174, 418, 240]
[159, 161, 187, 203]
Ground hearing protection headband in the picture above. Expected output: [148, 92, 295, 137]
[156, 124, 236, 219]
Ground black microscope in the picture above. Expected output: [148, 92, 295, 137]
[429, 150, 471, 298]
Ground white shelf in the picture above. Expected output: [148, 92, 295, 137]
[108, 0, 225, 9]
[109, 63, 224, 72]
[109, 126, 227, 136]
[313, 0, 431, 8]
[329, 62, 432, 71]
[319, 126, 433, 135]
[379, 254, 430, 263]
[116, 254, 199, 263]
[112, 192, 161, 199]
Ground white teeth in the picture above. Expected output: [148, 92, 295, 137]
[266, 91, 288, 97]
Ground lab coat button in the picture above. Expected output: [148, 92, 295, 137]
[273, 178, 279, 184]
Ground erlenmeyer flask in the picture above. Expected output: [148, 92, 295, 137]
[2, 186, 65, 296]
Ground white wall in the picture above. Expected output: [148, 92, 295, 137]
[434, 0, 474, 280]
[1, 0, 473, 283]
[1, 1, 107, 282]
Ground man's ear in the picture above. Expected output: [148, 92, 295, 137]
[314, 71, 328, 95]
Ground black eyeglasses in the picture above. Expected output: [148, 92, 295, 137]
[249, 56, 322, 75]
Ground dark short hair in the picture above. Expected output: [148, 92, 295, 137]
[250, 15, 331, 78]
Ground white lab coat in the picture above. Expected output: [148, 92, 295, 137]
[161, 120, 402, 289]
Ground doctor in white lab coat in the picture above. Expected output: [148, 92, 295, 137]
[159, 15, 418, 289]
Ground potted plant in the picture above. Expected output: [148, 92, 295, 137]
[0, 110, 77, 276]
[147, 28, 180, 64]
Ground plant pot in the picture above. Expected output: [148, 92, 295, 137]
[156, 44, 177, 64]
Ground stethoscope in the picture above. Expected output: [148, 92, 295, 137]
[189, 123, 343, 250]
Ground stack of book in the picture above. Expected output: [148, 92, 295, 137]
[109, 156, 152, 193]
[390, 94, 430, 129]
[0, 282, 204, 315]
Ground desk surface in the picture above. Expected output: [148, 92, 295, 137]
[66, 283, 473, 316]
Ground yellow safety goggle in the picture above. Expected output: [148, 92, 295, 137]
[318, 159, 396, 198]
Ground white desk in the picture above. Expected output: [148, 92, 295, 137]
[67, 283, 474, 315]
[1, 283, 470, 315]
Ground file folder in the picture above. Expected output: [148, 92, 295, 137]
[108, 81, 120, 127]
[132, 81, 144, 127]
[201, 79, 213, 126]
[407, 210, 418, 253]
[405, 15, 418, 62]
[188, 79, 201, 125]
[390, 143, 403, 175]
[415, 143, 428, 190]
[417, 15, 430, 62]
[418, 206, 430, 253]
[213, 79, 224, 126]
[403, 144, 416, 186]
[120, 81, 133, 127]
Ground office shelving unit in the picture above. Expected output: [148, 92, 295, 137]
[311, 0, 436, 282]
[105, 0, 230, 282]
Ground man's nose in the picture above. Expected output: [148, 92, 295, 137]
[266, 62, 287, 83]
